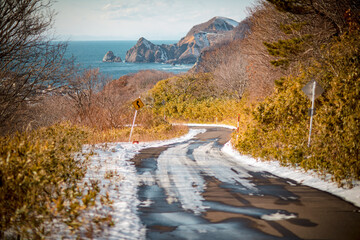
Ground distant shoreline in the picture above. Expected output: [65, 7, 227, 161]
[62, 40, 192, 79]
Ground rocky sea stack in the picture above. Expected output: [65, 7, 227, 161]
[103, 51, 122, 62]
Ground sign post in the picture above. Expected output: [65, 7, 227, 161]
[308, 81, 316, 147]
[129, 98, 144, 142]
[236, 114, 240, 142]
[302, 80, 324, 147]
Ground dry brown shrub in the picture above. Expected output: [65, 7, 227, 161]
[14, 69, 174, 133]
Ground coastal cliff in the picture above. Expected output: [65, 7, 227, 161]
[125, 37, 176, 63]
[125, 17, 250, 64]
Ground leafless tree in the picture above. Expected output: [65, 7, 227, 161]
[237, 2, 288, 100]
[238, 0, 338, 100]
[193, 40, 234, 73]
[213, 51, 249, 100]
[66, 69, 108, 127]
[0, 0, 74, 134]
[267, 0, 360, 36]
[64, 69, 174, 129]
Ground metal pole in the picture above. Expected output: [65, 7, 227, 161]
[236, 114, 240, 142]
[129, 110, 138, 142]
[308, 81, 316, 147]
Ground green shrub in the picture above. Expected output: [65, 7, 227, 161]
[234, 30, 360, 186]
[308, 30, 360, 185]
[148, 73, 243, 123]
[0, 123, 113, 238]
[235, 73, 309, 165]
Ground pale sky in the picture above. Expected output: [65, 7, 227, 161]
[53, 0, 257, 41]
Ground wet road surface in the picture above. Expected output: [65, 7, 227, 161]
[131, 127, 360, 239]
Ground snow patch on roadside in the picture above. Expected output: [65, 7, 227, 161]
[83, 128, 206, 239]
[86, 146, 145, 239]
[222, 141, 360, 208]
[114, 128, 206, 156]
[80, 122, 360, 238]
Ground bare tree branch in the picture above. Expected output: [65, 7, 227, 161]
[0, 0, 75, 134]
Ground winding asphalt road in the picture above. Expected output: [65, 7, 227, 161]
[131, 127, 360, 240]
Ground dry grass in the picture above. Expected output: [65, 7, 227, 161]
[86, 124, 188, 145]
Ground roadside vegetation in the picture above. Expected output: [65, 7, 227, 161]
[0, 0, 184, 238]
[234, 0, 360, 186]
[148, 73, 244, 124]
[0, 123, 115, 238]
[146, 0, 360, 186]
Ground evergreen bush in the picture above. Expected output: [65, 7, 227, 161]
[0, 123, 113, 238]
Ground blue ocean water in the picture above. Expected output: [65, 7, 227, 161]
[65, 40, 193, 79]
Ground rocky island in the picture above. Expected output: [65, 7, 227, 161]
[103, 51, 122, 62]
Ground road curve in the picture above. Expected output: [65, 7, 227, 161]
[131, 127, 360, 240]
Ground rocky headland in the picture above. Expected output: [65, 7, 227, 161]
[125, 16, 250, 64]
[125, 37, 177, 63]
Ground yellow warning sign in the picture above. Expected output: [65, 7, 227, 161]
[132, 98, 144, 110]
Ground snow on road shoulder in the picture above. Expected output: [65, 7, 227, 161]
[83, 128, 206, 239]
[86, 147, 145, 240]
[83, 122, 360, 239]
[222, 141, 360, 208]
[120, 128, 206, 153]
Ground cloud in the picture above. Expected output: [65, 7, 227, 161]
[102, 3, 112, 10]
[54, 0, 255, 40]
[102, 0, 204, 21]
